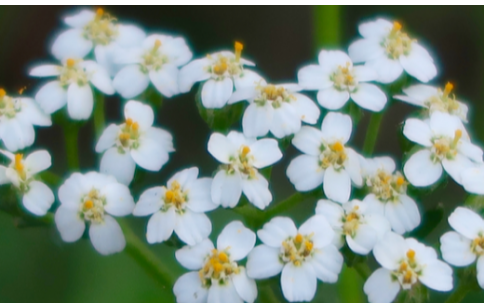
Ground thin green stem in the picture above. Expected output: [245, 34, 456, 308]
[264, 190, 323, 220]
[314, 5, 342, 49]
[63, 123, 80, 171]
[445, 280, 470, 303]
[259, 284, 280, 303]
[352, 261, 371, 281]
[362, 112, 383, 156]
[94, 91, 105, 139]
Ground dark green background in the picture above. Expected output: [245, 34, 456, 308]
[1, 5, 483, 302]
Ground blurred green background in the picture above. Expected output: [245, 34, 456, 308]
[1, 5, 484, 302]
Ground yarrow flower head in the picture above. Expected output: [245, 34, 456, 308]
[30, 57, 114, 120]
[246, 216, 343, 302]
[394, 82, 468, 122]
[207, 131, 282, 209]
[403, 111, 483, 187]
[228, 79, 320, 138]
[360, 156, 421, 234]
[287, 112, 362, 203]
[0, 149, 54, 216]
[174, 221, 257, 303]
[348, 19, 437, 83]
[315, 199, 390, 255]
[179, 42, 262, 109]
[133, 167, 217, 245]
[298, 50, 387, 112]
[96, 100, 174, 185]
[0, 89, 51, 152]
[364, 232, 453, 303]
[441, 207, 484, 289]
[51, 8, 146, 76]
[55, 171, 135, 255]
[113, 34, 192, 99]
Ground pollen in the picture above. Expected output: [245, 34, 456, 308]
[393, 21, 402, 31]
[84, 200, 94, 209]
[295, 233, 303, 243]
[119, 133, 131, 141]
[96, 8, 104, 17]
[444, 82, 454, 96]
[396, 176, 405, 186]
[66, 58, 76, 68]
[404, 270, 413, 282]
[14, 153, 24, 172]
[218, 252, 228, 262]
[406, 249, 416, 260]
[235, 41, 243, 61]
[0, 88, 5, 98]
[400, 262, 408, 271]
[213, 262, 223, 273]
[242, 146, 250, 156]
[154, 39, 162, 49]
[332, 141, 344, 152]
[131, 122, 139, 131]
[125, 118, 133, 127]
[213, 62, 228, 75]
[165, 190, 175, 202]
[454, 129, 462, 139]
[305, 241, 313, 251]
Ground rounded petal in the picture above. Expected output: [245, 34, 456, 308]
[149, 64, 179, 98]
[207, 133, 237, 164]
[270, 103, 301, 138]
[320, 112, 352, 144]
[168, 167, 199, 190]
[477, 256, 484, 289]
[25, 150, 51, 175]
[448, 206, 484, 240]
[217, 220, 255, 261]
[23, 181, 54, 216]
[257, 216, 298, 248]
[440, 231, 476, 267]
[55, 205, 85, 242]
[207, 280, 242, 303]
[67, 83, 93, 120]
[29, 64, 61, 77]
[146, 208, 176, 244]
[373, 232, 406, 270]
[317, 87, 349, 110]
[58, 173, 87, 205]
[400, 43, 437, 83]
[315, 199, 344, 230]
[281, 262, 317, 302]
[442, 155, 474, 185]
[347, 225, 377, 255]
[242, 103, 273, 138]
[34, 81, 67, 114]
[185, 178, 218, 213]
[363, 193, 385, 216]
[178, 58, 211, 93]
[201, 78, 233, 109]
[124, 100, 154, 130]
[231, 267, 257, 303]
[429, 111, 466, 138]
[402, 84, 438, 102]
[359, 19, 393, 39]
[299, 215, 335, 248]
[353, 65, 379, 82]
[102, 182, 135, 216]
[287, 155, 325, 192]
[175, 238, 215, 270]
[173, 271, 208, 303]
[459, 141, 483, 163]
[115, 24, 146, 47]
[366, 56, 403, 84]
[100, 148, 136, 186]
[95, 124, 120, 153]
[345, 148, 363, 186]
[0, 166, 10, 185]
[462, 166, 484, 195]
[364, 268, 400, 303]
[174, 210, 212, 246]
[241, 174, 272, 210]
[64, 9, 95, 27]
[113, 65, 150, 99]
[0, 118, 35, 152]
[348, 39, 385, 63]
[351, 83, 387, 112]
[246, 244, 284, 279]
[133, 187, 163, 216]
[292, 93, 320, 124]
[403, 118, 433, 147]
[89, 215, 126, 255]
[309, 245, 343, 283]
[211, 170, 242, 208]
[404, 149, 443, 187]
[233, 69, 263, 89]
[130, 138, 169, 171]
[324, 167, 351, 204]
[292, 126, 325, 156]
[318, 50, 352, 71]
[385, 195, 421, 234]
[18, 98, 52, 126]
[419, 260, 453, 291]
[52, 28, 93, 60]
[297, 64, 332, 90]
[249, 139, 282, 168]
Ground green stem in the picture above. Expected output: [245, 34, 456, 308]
[264, 190, 324, 220]
[445, 280, 470, 303]
[352, 261, 371, 281]
[63, 123, 80, 171]
[362, 112, 383, 156]
[94, 91, 105, 139]
[314, 5, 342, 49]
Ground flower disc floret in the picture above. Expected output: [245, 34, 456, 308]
[429, 129, 462, 163]
[0, 90, 21, 118]
[253, 84, 295, 108]
[280, 233, 314, 266]
[319, 141, 348, 170]
[383, 22, 414, 59]
[83, 8, 118, 45]
[367, 170, 407, 203]
[59, 58, 89, 87]
[199, 249, 240, 287]
[80, 189, 107, 223]
[331, 62, 357, 92]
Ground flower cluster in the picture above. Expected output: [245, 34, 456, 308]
[4, 8, 484, 303]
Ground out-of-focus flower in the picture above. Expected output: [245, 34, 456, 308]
[96, 100, 174, 185]
[287, 112, 362, 203]
[298, 50, 387, 111]
[55, 171, 135, 255]
[174, 221, 257, 303]
[349, 19, 437, 83]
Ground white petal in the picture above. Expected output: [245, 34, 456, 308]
[145, 127, 174, 153]
[400, 43, 437, 83]
[443, 155, 474, 185]
[299, 215, 335, 248]
[242, 103, 273, 138]
[318, 50, 352, 72]
[345, 148, 363, 186]
[130, 137, 168, 171]
[246, 245, 284, 279]
[101, 182, 135, 216]
[100, 148, 136, 186]
[366, 56, 403, 84]
[67, 83, 93, 120]
[173, 271, 208, 303]
[347, 225, 377, 255]
[23, 181, 54, 216]
[175, 238, 214, 270]
[317, 87, 349, 110]
[448, 206, 484, 240]
[287, 154, 324, 192]
[207, 280, 242, 303]
[124, 100, 154, 130]
[403, 118, 432, 147]
[174, 210, 212, 246]
[133, 187, 163, 217]
[29, 64, 61, 77]
[232, 267, 257, 303]
[351, 83, 387, 112]
[18, 98, 52, 126]
[297, 64, 333, 90]
[292, 126, 324, 156]
[82, 61, 115, 95]
[227, 131, 254, 148]
[115, 24, 146, 47]
[257, 216, 297, 248]
[353, 65, 379, 82]
[64, 9, 95, 27]
[440, 231, 476, 266]
[0, 118, 35, 152]
[402, 84, 438, 102]
[359, 19, 393, 39]
[462, 166, 484, 195]
[228, 86, 258, 104]
[281, 263, 317, 302]
[364, 268, 400, 303]
[58, 173, 86, 205]
[270, 103, 301, 138]
[249, 139, 282, 168]
[207, 133, 237, 164]
[309, 245, 343, 283]
[211, 170, 242, 208]
[55, 205, 85, 242]
[34, 81, 67, 114]
[320, 112, 352, 144]
[113, 65, 150, 99]
[178, 58, 211, 93]
[363, 193, 385, 216]
[324, 167, 351, 204]
[373, 232, 406, 270]
[233, 69, 263, 89]
[419, 260, 453, 291]
[429, 111, 466, 138]
[292, 93, 320, 124]
[404, 149, 443, 187]
[201, 78, 233, 109]
[168, 167, 198, 190]
[149, 64, 179, 98]
[0, 166, 10, 185]
[95, 124, 120, 153]
[348, 39, 385, 63]
[25, 150, 51, 175]
[146, 208, 176, 244]
[185, 178, 218, 213]
[94, 44, 122, 77]
[217, 220, 255, 261]
[89, 215, 126, 255]
[477, 256, 484, 289]
[385, 195, 421, 234]
[51, 29, 93, 61]
[241, 173, 272, 210]
[459, 141, 483, 163]
[315, 199, 344, 230]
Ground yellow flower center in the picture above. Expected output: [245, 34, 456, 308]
[343, 206, 361, 237]
[430, 129, 462, 163]
[199, 249, 239, 286]
[331, 62, 357, 91]
[392, 248, 420, 290]
[424, 82, 463, 118]
[383, 21, 414, 59]
[140, 39, 168, 73]
[253, 84, 295, 108]
[59, 58, 88, 87]
[471, 236, 484, 255]
[81, 189, 106, 223]
[319, 141, 347, 170]
[163, 180, 187, 212]
[118, 118, 140, 150]
[207, 41, 246, 80]
[366, 170, 407, 202]
[83, 8, 118, 45]
[281, 233, 314, 266]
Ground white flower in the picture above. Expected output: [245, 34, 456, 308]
[179, 42, 262, 109]
[30, 58, 114, 120]
[0, 89, 51, 152]
[113, 34, 192, 99]
[51, 8, 146, 76]
[364, 232, 453, 303]
[360, 156, 421, 234]
[441, 207, 484, 289]
[394, 82, 468, 122]
[96, 100, 174, 185]
[298, 50, 387, 111]
[133, 167, 217, 246]
[246, 216, 343, 302]
[403, 111, 483, 187]
[207, 131, 282, 209]
[461, 164, 484, 194]
[228, 80, 320, 138]
[174, 220, 257, 303]
[315, 199, 390, 254]
[348, 19, 437, 83]
[287, 112, 362, 203]
[0, 149, 54, 216]
[55, 171, 135, 255]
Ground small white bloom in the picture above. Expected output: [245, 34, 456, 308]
[348, 19, 437, 83]
[365, 232, 453, 303]
[360, 156, 421, 234]
[179, 42, 262, 109]
[0, 149, 54, 216]
[55, 171, 135, 255]
[403, 111, 483, 187]
[298, 50, 387, 111]
[228, 80, 320, 138]
[441, 206, 484, 289]
[133, 167, 217, 245]
[96, 100, 174, 185]
[246, 216, 343, 302]
[287, 112, 362, 203]
[30, 58, 114, 120]
[0, 89, 51, 152]
[315, 199, 390, 254]
[113, 34, 192, 99]
[461, 164, 484, 194]
[207, 131, 282, 209]
[174, 220, 257, 303]
[51, 8, 146, 76]
[394, 82, 468, 122]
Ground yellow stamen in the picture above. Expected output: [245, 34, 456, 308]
[66, 58, 76, 68]
[346, 212, 358, 221]
[18, 86, 27, 95]
[444, 82, 454, 96]
[213, 262, 223, 273]
[0, 88, 5, 98]
[455, 129, 462, 140]
[332, 141, 344, 152]
[14, 154, 24, 172]
[119, 133, 131, 141]
[125, 118, 133, 127]
[165, 190, 175, 202]
[96, 8, 104, 17]
[235, 41, 243, 61]
[294, 260, 301, 266]
[84, 200, 94, 209]
[393, 21, 402, 31]
[396, 176, 405, 186]
[171, 180, 181, 191]
[242, 146, 250, 156]
[295, 233, 303, 243]
[154, 39, 162, 49]
[404, 270, 413, 282]
[400, 262, 408, 271]
[131, 122, 139, 131]
[218, 252, 228, 263]
[305, 241, 313, 251]
[406, 249, 415, 260]
[213, 62, 228, 75]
